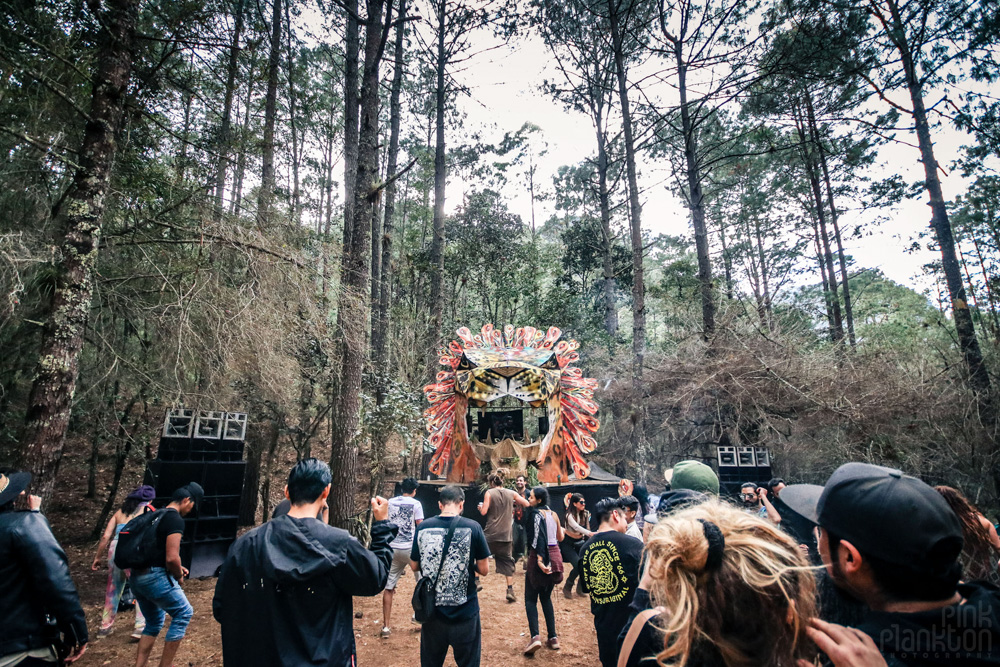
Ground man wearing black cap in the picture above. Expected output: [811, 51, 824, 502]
[0, 470, 88, 665]
[131, 482, 202, 667]
[782, 462, 1000, 665]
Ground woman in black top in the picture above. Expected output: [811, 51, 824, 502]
[561, 493, 592, 598]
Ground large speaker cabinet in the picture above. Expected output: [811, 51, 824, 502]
[716, 446, 773, 497]
[144, 410, 248, 577]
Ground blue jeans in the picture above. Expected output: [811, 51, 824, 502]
[131, 567, 193, 642]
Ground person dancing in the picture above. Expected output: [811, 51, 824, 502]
[478, 468, 530, 603]
[561, 493, 592, 599]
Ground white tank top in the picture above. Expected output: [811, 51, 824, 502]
[544, 510, 558, 546]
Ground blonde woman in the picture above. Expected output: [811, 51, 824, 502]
[617, 500, 819, 667]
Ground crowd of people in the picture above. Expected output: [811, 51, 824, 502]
[2, 457, 1000, 667]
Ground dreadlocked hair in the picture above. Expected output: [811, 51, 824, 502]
[644, 500, 818, 667]
[935, 485, 996, 580]
[487, 468, 508, 487]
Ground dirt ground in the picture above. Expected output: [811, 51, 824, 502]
[69, 552, 601, 667]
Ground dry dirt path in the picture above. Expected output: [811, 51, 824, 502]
[71, 555, 602, 666]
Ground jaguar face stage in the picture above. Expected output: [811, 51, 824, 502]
[424, 324, 600, 483]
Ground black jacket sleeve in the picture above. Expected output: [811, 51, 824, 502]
[332, 519, 398, 596]
[16, 513, 89, 646]
[212, 550, 234, 624]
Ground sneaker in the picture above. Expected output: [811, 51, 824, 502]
[563, 583, 574, 600]
[506, 586, 516, 603]
[96, 627, 113, 639]
[523, 635, 542, 656]
[476, 580, 483, 592]
[381, 626, 391, 638]
[130, 630, 143, 642]
[547, 637, 561, 650]
[411, 614, 421, 625]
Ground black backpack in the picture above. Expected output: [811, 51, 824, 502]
[114, 507, 164, 570]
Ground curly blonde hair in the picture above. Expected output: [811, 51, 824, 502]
[644, 500, 818, 667]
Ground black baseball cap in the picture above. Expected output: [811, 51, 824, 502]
[177, 482, 204, 508]
[781, 462, 963, 571]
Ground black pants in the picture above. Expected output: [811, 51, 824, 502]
[513, 522, 526, 559]
[420, 613, 481, 667]
[525, 577, 557, 639]
[596, 618, 622, 667]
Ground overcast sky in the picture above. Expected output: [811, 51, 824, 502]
[439, 29, 982, 297]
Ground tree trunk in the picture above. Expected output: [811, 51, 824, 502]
[892, 4, 992, 405]
[373, 0, 406, 363]
[89, 395, 139, 540]
[239, 422, 264, 526]
[718, 217, 734, 300]
[970, 232, 1000, 342]
[230, 87, 252, 217]
[213, 0, 245, 222]
[259, 419, 282, 521]
[595, 105, 619, 340]
[21, 0, 140, 502]
[428, 0, 447, 372]
[284, 0, 301, 226]
[343, 0, 360, 252]
[608, 0, 646, 481]
[812, 218, 836, 337]
[257, 0, 282, 227]
[330, 0, 390, 529]
[176, 88, 193, 184]
[672, 39, 715, 339]
[796, 110, 843, 342]
[753, 217, 773, 330]
[807, 92, 856, 347]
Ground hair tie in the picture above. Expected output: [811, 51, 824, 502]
[697, 519, 725, 571]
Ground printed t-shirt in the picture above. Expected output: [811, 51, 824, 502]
[388, 495, 424, 550]
[411, 515, 490, 621]
[154, 508, 186, 566]
[580, 530, 643, 667]
[484, 487, 516, 542]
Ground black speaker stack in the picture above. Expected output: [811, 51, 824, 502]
[144, 409, 248, 577]
[716, 445, 773, 497]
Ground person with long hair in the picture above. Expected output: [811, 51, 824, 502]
[561, 492, 592, 599]
[523, 486, 564, 655]
[91, 485, 154, 639]
[618, 500, 819, 667]
[935, 485, 1000, 585]
[478, 467, 530, 603]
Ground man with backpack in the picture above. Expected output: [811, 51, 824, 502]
[410, 485, 490, 667]
[121, 482, 201, 667]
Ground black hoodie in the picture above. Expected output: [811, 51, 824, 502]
[858, 582, 1000, 666]
[212, 514, 397, 666]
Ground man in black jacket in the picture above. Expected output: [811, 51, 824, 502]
[212, 458, 397, 667]
[0, 470, 88, 665]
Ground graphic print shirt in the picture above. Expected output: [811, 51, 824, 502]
[387, 496, 424, 550]
[580, 530, 643, 665]
[411, 515, 490, 621]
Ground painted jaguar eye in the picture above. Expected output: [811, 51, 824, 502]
[458, 355, 475, 370]
[540, 355, 559, 370]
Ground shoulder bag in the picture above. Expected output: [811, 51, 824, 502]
[412, 517, 459, 623]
